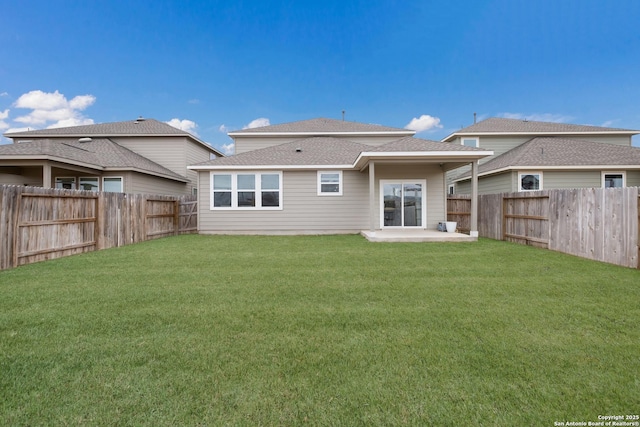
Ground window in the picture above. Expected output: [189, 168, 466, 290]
[519, 172, 542, 191]
[318, 171, 343, 195]
[448, 184, 455, 195]
[461, 138, 479, 148]
[602, 172, 625, 188]
[103, 177, 123, 193]
[55, 177, 76, 189]
[210, 172, 282, 210]
[79, 177, 99, 191]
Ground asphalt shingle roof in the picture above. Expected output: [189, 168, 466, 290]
[370, 136, 488, 152]
[0, 138, 188, 181]
[192, 137, 372, 166]
[192, 136, 490, 168]
[448, 117, 637, 136]
[4, 118, 189, 137]
[229, 118, 413, 134]
[455, 137, 640, 179]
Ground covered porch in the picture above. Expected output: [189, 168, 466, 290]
[354, 143, 492, 239]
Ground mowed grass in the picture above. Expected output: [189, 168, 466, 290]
[1, 235, 638, 426]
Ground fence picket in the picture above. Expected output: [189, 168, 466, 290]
[0, 185, 197, 270]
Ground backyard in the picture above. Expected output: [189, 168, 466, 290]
[1, 235, 638, 425]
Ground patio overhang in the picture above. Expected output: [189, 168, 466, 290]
[353, 150, 493, 171]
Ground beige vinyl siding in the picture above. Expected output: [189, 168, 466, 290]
[234, 134, 412, 154]
[627, 171, 640, 187]
[185, 140, 216, 193]
[542, 170, 601, 189]
[373, 164, 446, 229]
[199, 170, 369, 233]
[456, 172, 514, 195]
[113, 136, 188, 178]
[128, 172, 188, 196]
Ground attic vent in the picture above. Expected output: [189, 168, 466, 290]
[295, 148, 302, 152]
[135, 116, 146, 123]
[78, 137, 92, 143]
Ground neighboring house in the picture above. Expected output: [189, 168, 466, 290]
[442, 117, 640, 194]
[189, 118, 493, 238]
[1, 118, 223, 196]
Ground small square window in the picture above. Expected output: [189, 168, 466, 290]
[519, 173, 542, 191]
[318, 171, 343, 196]
[602, 172, 625, 188]
[461, 138, 479, 148]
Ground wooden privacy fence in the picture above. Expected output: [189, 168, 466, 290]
[448, 187, 639, 269]
[0, 185, 197, 270]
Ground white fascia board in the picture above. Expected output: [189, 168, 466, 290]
[188, 164, 354, 171]
[0, 155, 105, 171]
[442, 130, 638, 142]
[353, 150, 494, 168]
[106, 167, 190, 182]
[228, 131, 415, 137]
[453, 164, 640, 182]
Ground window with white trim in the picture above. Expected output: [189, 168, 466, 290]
[518, 172, 542, 191]
[318, 171, 343, 195]
[55, 177, 76, 189]
[602, 172, 625, 188]
[448, 184, 455, 195]
[211, 172, 282, 209]
[461, 137, 479, 148]
[103, 177, 123, 193]
[79, 177, 99, 191]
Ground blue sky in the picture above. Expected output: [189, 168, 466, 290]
[1, 0, 639, 152]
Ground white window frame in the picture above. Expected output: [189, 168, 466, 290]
[55, 176, 76, 189]
[317, 171, 343, 196]
[102, 176, 123, 193]
[518, 172, 543, 192]
[461, 137, 479, 148]
[210, 172, 283, 210]
[380, 179, 427, 229]
[79, 176, 99, 191]
[602, 171, 626, 188]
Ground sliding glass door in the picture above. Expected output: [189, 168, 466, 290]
[381, 180, 426, 228]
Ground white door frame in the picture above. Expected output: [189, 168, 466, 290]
[379, 179, 427, 229]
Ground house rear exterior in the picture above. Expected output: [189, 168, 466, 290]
[189, 118, 492, 237]
[442, 118, 640, 194]
[2, 118, 223, 196]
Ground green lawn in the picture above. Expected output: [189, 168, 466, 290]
[1, 235, 638, 426]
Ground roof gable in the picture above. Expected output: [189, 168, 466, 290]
[443, 117, 638, 141]
[229, 118, 414, 136]
[0, 138, 188, 181]
[190, 136, 492, 170]
[455, 137, 640, 179]
[3, 118, 223, 156]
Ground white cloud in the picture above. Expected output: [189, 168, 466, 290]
[0, 109, 9, 131]
[498, 112, 572, 123]
[166, 118, 198, 135]
[11, 90, 96, 128]
[218, 124, 230, 133]
[600, 119, 618, 128]
[405, 114, 443, 133]
[221, 142, 235, 155]
[243, 117, 270, 129]
[0, 92, 8, 97]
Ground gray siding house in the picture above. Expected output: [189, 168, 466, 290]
[442, 118, 640, 194]
[189, 118, 492, 238]
[1, 118, 223, 196]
